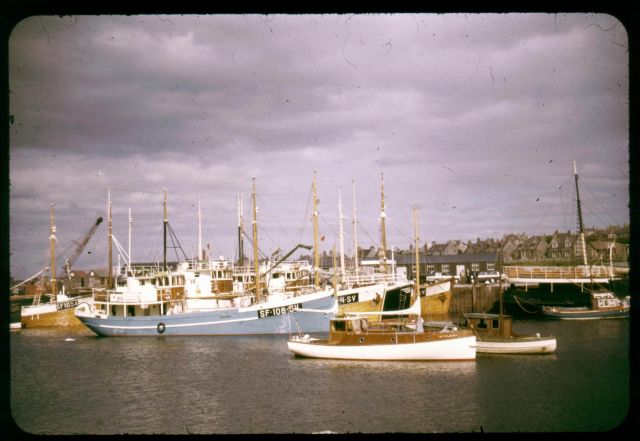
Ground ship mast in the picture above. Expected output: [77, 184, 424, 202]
[128, 207, 133, 275]
[49, 203, 57, 297]
[238, 192, 244, 266]
[573, 161, 588, 266]
[107, 188, 113, 288]
[338, 186, 346, 279]
[163, 189, 168, 272]
[313, 171, 320, 287]
[197, 196, 202, 261]
[252, 177, 261, 303]
[379, 173, 388, 273]
[413, 205, 419, 304]
[352, 179, 359, 272]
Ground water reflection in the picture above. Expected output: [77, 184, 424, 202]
[290, 357, 478, 375]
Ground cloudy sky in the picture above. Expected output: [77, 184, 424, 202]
[8, 13, 629, 280]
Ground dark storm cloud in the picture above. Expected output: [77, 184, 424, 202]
[8, 13, 629, 280]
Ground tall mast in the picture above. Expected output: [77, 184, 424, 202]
[198, 196, 202, 261]
[573, 161, 588, 265]
[128, 207, 133, 275]
[332, 245, 338, 299]
[107, 188, 113, 288]
[252, 177, 261, 303]
[338, 186, 346, 279]
[238, 192, 244, 266]
[498, 248, 504, 318]
[49, 203, 57, 296]
[163, 189, 167, 271]
[313, 171, 320, 287]
[413, 206, 421, 318]
[352, 179, 359, 272]
[379, 173, 388, 273]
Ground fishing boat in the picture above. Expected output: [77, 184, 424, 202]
[459, 312, 557, 354]
[541, 291, 630, 320]
[287, 207, 476, 361]
[334, 175, 452, 320]
[19, 203, 93, 328]
[75, 182, 336, 336]
[502, 161, 628, 315]
[455, 252, 557, 354]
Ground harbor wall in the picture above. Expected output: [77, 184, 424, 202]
[449, 283, 503, 317]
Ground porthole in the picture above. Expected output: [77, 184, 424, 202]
[359, 337, 365, 343]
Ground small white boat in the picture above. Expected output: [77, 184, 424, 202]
[460, 313, 557, 354]
[288, 319, 476, 361]
[458, 250, 556, 355]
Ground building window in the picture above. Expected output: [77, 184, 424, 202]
[487, 263, 495, 271]
[471, 263, 480, 272]
[426, 265, 435, 273]
[441, 264, 449, 274]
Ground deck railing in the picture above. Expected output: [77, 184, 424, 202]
[503, 265, 613, 280]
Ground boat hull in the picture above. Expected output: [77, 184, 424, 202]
[421, 280, 452, 320]
[541, 306, 629, 320]
[287, 334, 476, 361]
[337, 280, 452, 320]
[21, 295, 92, 328]
[474, 337, 557, 354]
[75, 291, 335, 336]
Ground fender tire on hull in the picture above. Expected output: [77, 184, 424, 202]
[157, 322, 166, 334]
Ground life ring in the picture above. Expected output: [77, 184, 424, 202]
[157, 322, 166, 334]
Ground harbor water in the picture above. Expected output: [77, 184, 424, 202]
[9, 318, 631, 434]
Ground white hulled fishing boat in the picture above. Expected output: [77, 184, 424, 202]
[75, 182, 336, 336]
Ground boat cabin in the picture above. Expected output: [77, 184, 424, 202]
[330, 316, 416, 335]
[91, 271, 186, 318]
[591, 291, 627, 310]
[460, 312, 513, 339]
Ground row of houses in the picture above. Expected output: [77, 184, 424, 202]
[307, 225, 629, 283]
[423, 228, 628, 265]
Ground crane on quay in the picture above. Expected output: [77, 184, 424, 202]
[11, 216, 104, 293]
[63, 216, 103, 281]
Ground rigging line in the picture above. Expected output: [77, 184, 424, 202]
[166, 221, 188, 262]
[531, 175, 572, 237]
[255, 192, 292, 237]
[583, 184, 621, 226]
[297, 183, 313, 246]
[357, 221, 378, 248]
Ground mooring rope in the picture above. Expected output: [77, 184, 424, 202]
[513, 295, 540, 314]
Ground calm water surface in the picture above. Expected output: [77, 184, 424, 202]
[10, 319, 631, 434]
